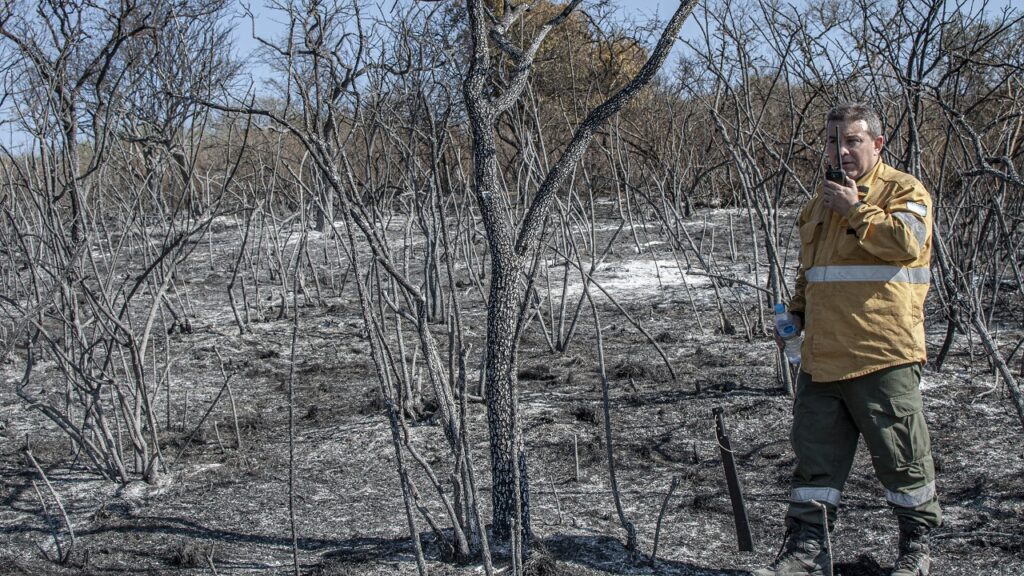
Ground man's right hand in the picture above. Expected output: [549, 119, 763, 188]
[773, 315, 803, 349]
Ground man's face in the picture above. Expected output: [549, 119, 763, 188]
[826, 119, 884, 181]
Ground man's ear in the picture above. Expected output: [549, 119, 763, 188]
[873, 134, 885, 155]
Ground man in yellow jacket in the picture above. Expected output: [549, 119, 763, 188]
[755, 103, 940, 576]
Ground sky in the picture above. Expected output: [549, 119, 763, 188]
[229, 0, 700, 89]
[0, 0, 697, 151]
[4, 0, 1012, 150]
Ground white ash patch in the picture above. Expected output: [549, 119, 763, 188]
[548, 258, 714, 304]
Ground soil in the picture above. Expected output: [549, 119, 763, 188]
[2, 207, 1022, 576]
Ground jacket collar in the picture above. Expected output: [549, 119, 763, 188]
[855, 160, 886, 201]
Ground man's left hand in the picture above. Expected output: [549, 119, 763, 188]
[823, 176, 858, 215]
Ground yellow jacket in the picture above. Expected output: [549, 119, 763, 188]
[790, 161, 933, 382]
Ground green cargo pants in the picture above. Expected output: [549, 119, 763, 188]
[786, 363, 942, 529]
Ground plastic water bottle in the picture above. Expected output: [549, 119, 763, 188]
[774, 303, 802, 365]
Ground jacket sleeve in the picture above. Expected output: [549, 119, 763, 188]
[846, 179, 932, 263]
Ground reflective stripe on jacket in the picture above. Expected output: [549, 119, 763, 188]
[789, 161, 932, 382]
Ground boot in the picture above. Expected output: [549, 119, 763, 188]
[752, 518, 830, 576]
[891, 517, 931, 576]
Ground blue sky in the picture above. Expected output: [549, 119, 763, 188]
[2, 0, 699, 151]
[229, 0, 700, 89]
[11, 0, 1015, 149]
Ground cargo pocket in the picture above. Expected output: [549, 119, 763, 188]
[877, 391, 929, 469]
[799, 220, 822, 269]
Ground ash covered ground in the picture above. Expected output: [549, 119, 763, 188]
[2, 207, 1022, 575]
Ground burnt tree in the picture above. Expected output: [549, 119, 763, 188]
[461, 0, 696, 547]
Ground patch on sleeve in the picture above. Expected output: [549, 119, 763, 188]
[906, 201, 927, 217]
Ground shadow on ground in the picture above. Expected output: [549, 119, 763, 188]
[539, 533, 748, 575]
[318, 530, 754, 575]
[67, 518, 890, 576]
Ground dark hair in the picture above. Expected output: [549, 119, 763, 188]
[827, 103, 883, 138]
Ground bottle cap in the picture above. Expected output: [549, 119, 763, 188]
[774, 303, 786, 314]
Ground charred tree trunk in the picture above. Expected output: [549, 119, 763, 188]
[484, 263, 531, 542]
[461, 0, 695, 557]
